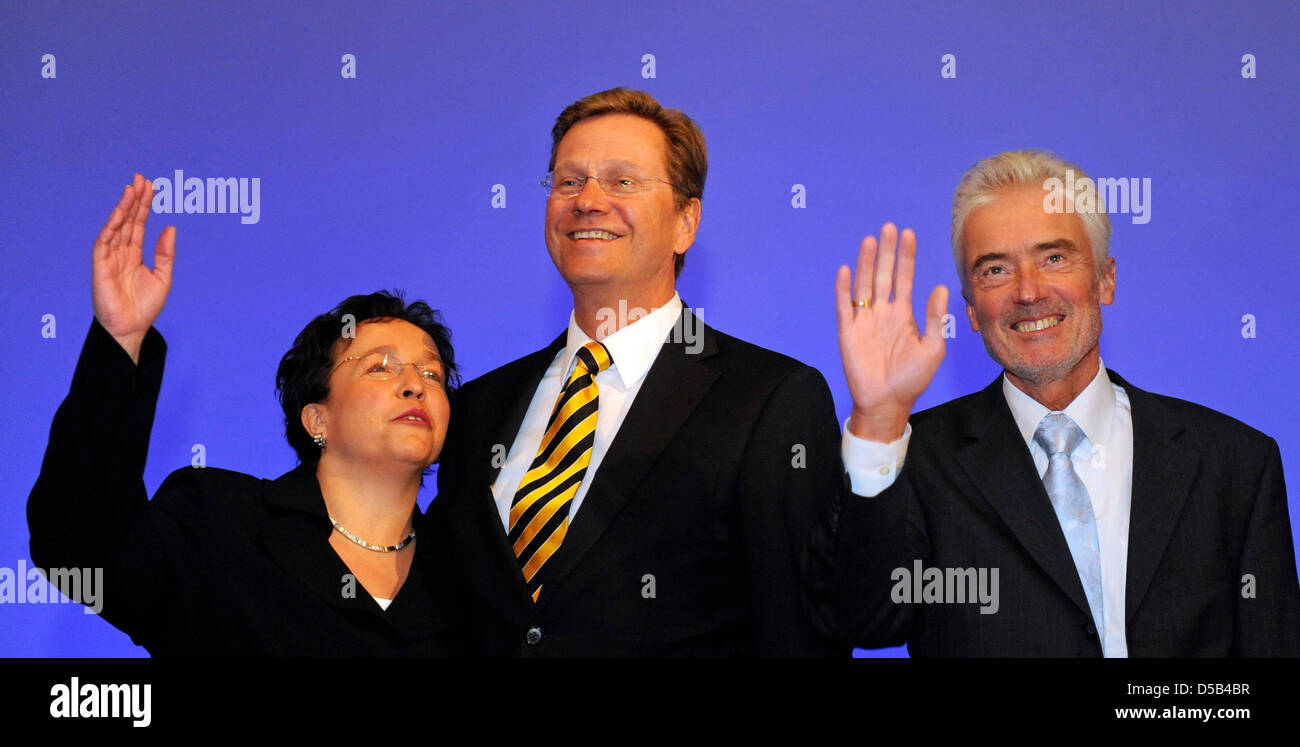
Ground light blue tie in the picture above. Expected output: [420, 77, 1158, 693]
[1034, 412, 1105, 650]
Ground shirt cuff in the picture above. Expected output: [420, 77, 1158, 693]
[841, 419, 911, 498]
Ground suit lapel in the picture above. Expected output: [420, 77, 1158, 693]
[535, 309, 721, 605]
[258, 467, 447, 636]
[472, 332, 566, 609]
[258, 466, 387, 615]
[952, 377, 1097, 621]
[1108, 371, 1197, 624]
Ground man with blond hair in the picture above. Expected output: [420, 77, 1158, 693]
[808, 149, 1300, 656]
[436, 88, 845, 656]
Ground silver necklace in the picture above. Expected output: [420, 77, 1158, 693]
[329, 515, 415, 552]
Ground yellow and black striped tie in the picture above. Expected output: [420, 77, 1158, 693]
[508, 341, 612, 602]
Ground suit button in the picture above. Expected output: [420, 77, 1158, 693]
[525, 627, 543, 645]
[1084, 624, 1097, 637]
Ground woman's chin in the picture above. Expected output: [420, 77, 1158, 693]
[362, 449, 436, 475]
[410, 449, 443, 473]
[323, 440, 437, 476]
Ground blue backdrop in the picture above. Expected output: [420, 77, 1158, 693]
[2, 0, 1296, 657]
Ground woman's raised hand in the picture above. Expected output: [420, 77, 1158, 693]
[92, 174, 176, 363]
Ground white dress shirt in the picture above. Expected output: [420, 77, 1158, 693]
[490, 294, 685, 528]
[843, 360, 1135, 657]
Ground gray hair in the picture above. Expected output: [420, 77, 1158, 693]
[950, 149, 1112, 300]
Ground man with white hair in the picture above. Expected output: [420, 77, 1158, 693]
[808, 149, 1300, 656]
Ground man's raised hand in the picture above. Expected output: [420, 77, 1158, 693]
[91, 173, 176, 364]
[835, 223, 948, 442]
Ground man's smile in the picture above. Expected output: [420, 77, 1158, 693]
[568, 230, 622, 240]
[1010, 314, 1065, 333]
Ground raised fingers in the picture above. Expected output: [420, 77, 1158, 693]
[113, 175, 143, 249]
[127, 174, 151, 254]
[896, 228, 917, 309]
[95, 184, 134, 260]
[152, 226, 176, 289]
[853, 234, 877, 307]
[835, 264, 853, 330]
[872, 222, 897, 305]
[922, 284, 950, 346]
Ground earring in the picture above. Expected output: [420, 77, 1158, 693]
[313, 433, 327, 448]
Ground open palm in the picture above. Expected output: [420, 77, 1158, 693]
[92, 174, 175, 361]
[836, 223, 948, 442]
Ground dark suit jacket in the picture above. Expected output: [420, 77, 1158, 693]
[434, 308, 846, 656]
[807, 369, 1300, 656]
[28, 320, 467, 656]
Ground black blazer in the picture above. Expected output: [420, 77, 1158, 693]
[434, 309, 847, 656]
[27, 321, 466, 656]
[807, 369, 1300, 656]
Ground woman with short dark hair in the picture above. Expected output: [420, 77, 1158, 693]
[28, 174, 466, 655]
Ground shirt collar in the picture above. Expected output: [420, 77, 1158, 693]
[562, 293, 684, 389]
[1002, 357, 1116, 452]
